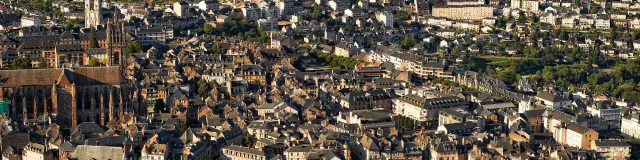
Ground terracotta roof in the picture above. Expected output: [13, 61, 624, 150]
[0, 67, 124, 87]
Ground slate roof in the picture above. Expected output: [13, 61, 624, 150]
[287, 145, 313, 152]
[594, 139, 630, 147]
[59, 141, 76, 152]
[1, 132, 30, 154]
[424, 96, 469, 109]
[536, 92, 570, 102]
[524, 109, 546, 117]
[351, 110, 392, 121]
[482, 102, 516, 110]
[441, 121, 476, 131]
[248, 121, 275, 130]
[72, 122, 106, 135]
[69, 145, 125, 160]
[0, 67, 124, 87]
[566, 123, 590, 134]
[440, 108, 467, 118]
[80, 136, 130, 146]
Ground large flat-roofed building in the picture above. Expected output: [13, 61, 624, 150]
[447, 0, 483, 6]
[432, 5, 493, 20]
[393, 95, 470, 129]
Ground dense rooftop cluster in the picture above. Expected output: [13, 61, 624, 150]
[0, 0, 638, 159]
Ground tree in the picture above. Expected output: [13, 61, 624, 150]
[88, 58, 102, 66]
[400, 36, 417, 49]
[197, 79, 211, 98]
[203, 24, 214, 34]
[496, 69, 518, 85]
[37, 58, 47, 69]
[11, 57, 31, 69]
[90, 28, 98, 48]
[517, 11, 526, 23]
[126, 41, 143, 53]
[312, 5, 322, 19]
[242, 133, 255, 147]
[154, 98, 166, 112]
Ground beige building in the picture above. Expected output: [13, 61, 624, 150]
[592, 139, 631, 160]
[551, 122, 599, 149]
[447, 0, 483, 6]
[247, 120, 276, 139]
[22, 143, 47, 160]
[222, 145, 267, 160]
[432, 5, 493, 20]
[522, 0, 539, 12]
[284, 146, 313, 160]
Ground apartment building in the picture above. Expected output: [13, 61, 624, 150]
[621, 113, 640, 139]
[432, 5, 493, 20]
[134, 26, 168, 46]
[592, 139, 631, 160]
[222, 145, 267, 160]
[586, 101, 621, 130]
[393, 95, 470, 129]
[551, 122, 599, 149]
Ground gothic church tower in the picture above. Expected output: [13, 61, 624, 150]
[85, 0, 102, 28]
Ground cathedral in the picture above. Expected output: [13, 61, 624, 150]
[0, 67, 142, 132]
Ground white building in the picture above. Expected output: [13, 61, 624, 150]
[257, 18, 277, 31]
[198, 0, 219, 11]
[393, 95, 469, 128]
[222, 145, 267, 160]
[586, 101, 621, 130]
[242, 6, 262, 21]
[336, 110, 395, 130]
[173, 1, 190, 17]
[535, 92, 571, 109]
[276, 0, 301, 18]
[22, 143, 46, 160]
[20, 16, 41, 27]
[621, 113, 640, 139]
[378, 11, 394, 27]
[140, 143, 169, 160]
[393, 94, 430, 122]
[595, 14, 611, 29]
[328, 0, 350, 11]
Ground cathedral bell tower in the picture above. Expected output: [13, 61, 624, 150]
[85, 0, 102, 29]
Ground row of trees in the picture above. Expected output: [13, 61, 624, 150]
[203, 20, 269, 43]
[291, 49, 367, 70]
[524, 59, 640, 104]
[313, 49, 366, 70]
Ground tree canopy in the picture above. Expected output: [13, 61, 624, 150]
[126, 41, 143, 53]
[11, 57, 31, 69]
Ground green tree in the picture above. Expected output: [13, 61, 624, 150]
[517, 11, 526, 23]
[203, 24, 214, 34]
[312, 5, 322, 19]
[126, 41, 143, 53]
[37, 58, 47, 69]
[496, 69, 518, 85]
[90, 28, 98, 48]
[88, 58, 102, 66]
[11, 57, 31, 69]
[197, 79, 211, 98]
[400, 36, 417, 49]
